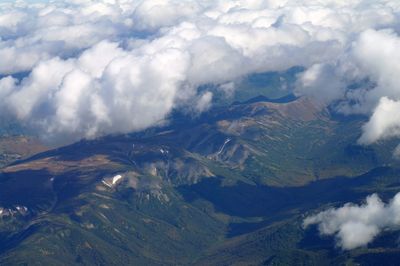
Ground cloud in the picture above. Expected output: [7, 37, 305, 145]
[1, 0, 400, 143]
[132, 0, 201, 31]
[303, 193, 400, 250]
[297, 28, 400, 149]
[295, 63, 346, 104]
[358, 97, 400, 145]
[1, 40, 190, 143]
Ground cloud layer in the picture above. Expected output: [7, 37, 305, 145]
[1, 0, 400, 142]
[304, 193, 400, 250]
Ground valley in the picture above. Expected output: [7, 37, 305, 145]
[0, 94, 399, 265]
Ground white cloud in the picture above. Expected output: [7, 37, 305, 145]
[132, 0, 201, 31]
[295, 63, 345, 104]
[352, 29, 400, 114]
[304, 192, 400, 250]
[1, 40, 190, 143]
[358, 97, 400, 145]
[297, 28, 400, 148]
[1, 0, 400, 143]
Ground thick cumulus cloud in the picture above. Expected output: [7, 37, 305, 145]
[303, 193, 400, 250]
[1, 0, 400, 142]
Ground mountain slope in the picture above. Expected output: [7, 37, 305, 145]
[0, 96, 399, 265]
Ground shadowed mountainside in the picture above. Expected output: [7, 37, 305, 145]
[0, 96, 399, 265]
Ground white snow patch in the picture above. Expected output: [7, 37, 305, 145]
[102, 174, 124, 188]
[160, 148, 169, 154]
[112, 174, 123, 185]
[102, 180, 112, 188]
[15, 206, 28, 214]
[217, 138, 231, 155]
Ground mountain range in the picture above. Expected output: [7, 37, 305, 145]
[0, 89, 399, 265]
